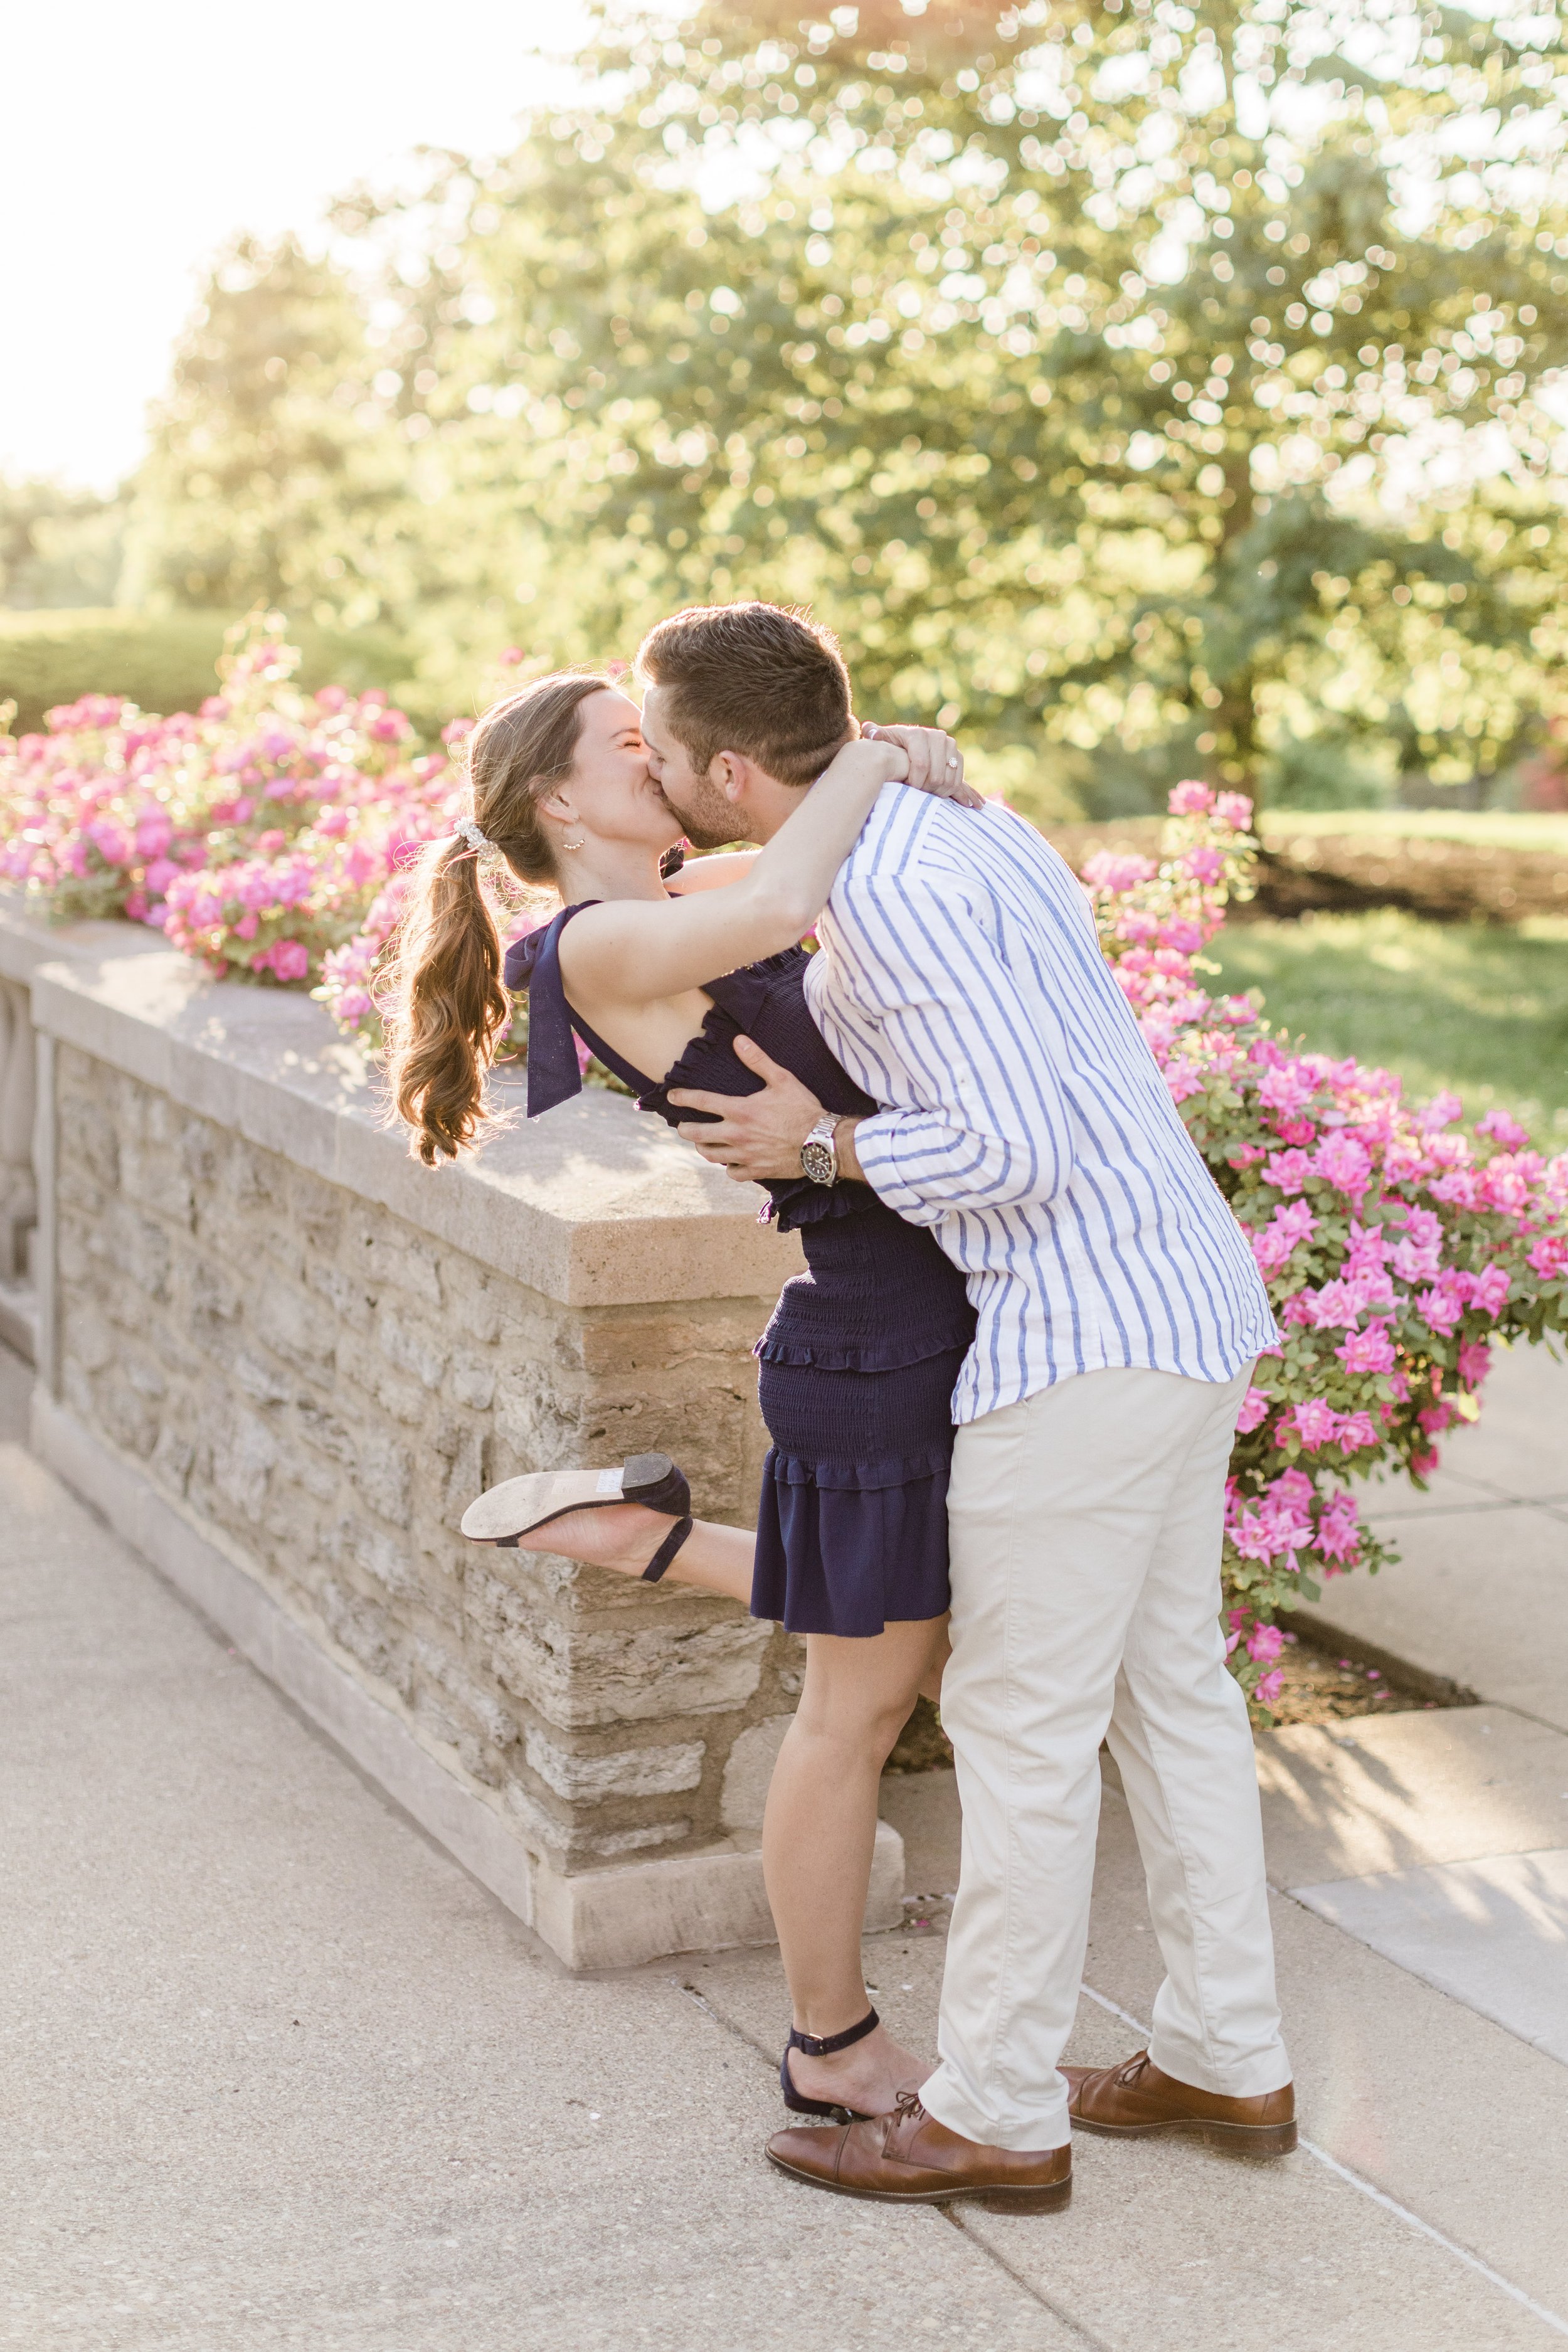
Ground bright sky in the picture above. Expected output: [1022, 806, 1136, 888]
[1, 0, 591, 492]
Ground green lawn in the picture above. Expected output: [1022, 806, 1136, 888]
[1208, 910, 1568, 1144]
[1256, 809, 1568, 854]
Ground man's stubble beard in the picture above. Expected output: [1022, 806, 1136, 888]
[660, 773, 760, 852]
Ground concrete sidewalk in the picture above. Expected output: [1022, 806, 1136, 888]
[3, 1342, 1566, 2351]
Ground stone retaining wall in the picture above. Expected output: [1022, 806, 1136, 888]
[0, 897, 904, 1966]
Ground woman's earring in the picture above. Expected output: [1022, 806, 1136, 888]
[561, 834, 586, 851]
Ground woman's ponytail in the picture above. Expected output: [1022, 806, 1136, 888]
[380, 670, 614, 1165]
[382, 835, 509, 1165]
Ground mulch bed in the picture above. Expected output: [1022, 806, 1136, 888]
[1263, 1629, 1470, 1726]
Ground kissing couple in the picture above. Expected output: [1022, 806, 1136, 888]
[384, 600, 1294, 2211]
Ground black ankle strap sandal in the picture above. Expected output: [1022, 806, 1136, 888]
[779, 2006, 881, 2122]
[460, 1452, 693, 1582]
[640, 1511, 694, 1582]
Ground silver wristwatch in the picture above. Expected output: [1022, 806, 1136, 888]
[800, 1114, 839, 1187]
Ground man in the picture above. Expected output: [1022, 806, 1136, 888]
[639, 601, 1294, 2206]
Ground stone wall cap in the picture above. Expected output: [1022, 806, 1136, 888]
[3, 893, 799, 1307]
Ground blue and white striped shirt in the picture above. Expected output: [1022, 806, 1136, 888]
[804, 785, 1279, 1425]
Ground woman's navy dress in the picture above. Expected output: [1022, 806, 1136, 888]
[506, 906, 976, 1638]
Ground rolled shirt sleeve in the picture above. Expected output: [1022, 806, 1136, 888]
[825, 872, 1077, 1223]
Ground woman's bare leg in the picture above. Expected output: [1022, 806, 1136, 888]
[514, 1509, 950, 2113]
[918, 1620, 950, 1707]
[765, 1618, 948, 2116]
[509, 1502, 755, 1604]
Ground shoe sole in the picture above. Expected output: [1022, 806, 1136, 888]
[766, 2150, 1071, 2213]
[1071, 2115, 1296, 2158]
[460, 1454, 675, 1546]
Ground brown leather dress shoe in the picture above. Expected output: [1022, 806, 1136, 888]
[1063, 2051, 1296, 2157]
[767, 2092, 1071, 2213]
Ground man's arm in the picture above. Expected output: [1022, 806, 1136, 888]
[670, 874, 1078, 1220]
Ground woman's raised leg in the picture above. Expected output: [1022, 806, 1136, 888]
[508, 1502, 755, 1604]
[765, 1618, 947, 2116]
[504, 1502, 951, 1706]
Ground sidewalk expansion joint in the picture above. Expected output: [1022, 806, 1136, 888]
[1362, 1492, 1568, 1523]
[943, 2208, 1114, 2350]
[673, 1978, 1109, 2344]
[1078, 1982, 1568, 2338]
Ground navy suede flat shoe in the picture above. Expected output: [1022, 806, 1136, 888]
[780, 2008, 881, 2123]
[460, 1453, 694, 1582]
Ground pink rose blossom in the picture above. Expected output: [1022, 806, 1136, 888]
[1414, 1285, 1462, 1337]
[1280, 1398, 1338, 1449]
[1480, 1154, 1539, 1214]
[1335, 1327, 1397, 1375]
[1083, 850, 1158, 893]
[1478, 1108, 1530, 1150]
[1315, 1493, 1362, 1564]
[1311, 1132, 1373, 1197]
[1259, 1062, 1316, 1117]
[1235, 1385, 1272, 1434]
[1382, 1135, 1428, 1185]
[1251, 1199, 1318, 1276]
[1263, 1147, 1311, 1195]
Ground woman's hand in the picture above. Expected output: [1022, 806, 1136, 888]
[863, 724, 983, 808]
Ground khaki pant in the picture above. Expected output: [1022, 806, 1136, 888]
[920, 1364, 1290, 2152]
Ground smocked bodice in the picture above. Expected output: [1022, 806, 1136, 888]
[504, 904, 975, 1374]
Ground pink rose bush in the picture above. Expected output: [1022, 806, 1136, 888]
[0, 617, 458, 983]
[1084, 784, 1568, 1712]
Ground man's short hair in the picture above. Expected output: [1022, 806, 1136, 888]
[635, 602, 852, 787]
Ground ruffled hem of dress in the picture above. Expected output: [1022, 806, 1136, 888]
[769, 1179, 883, 1232]
[761, 1443, 954, 1492]
[753, 1325, 974, 1374]
[751, 1449, 951, 1636]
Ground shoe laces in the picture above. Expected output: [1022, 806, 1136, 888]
[884, 2087, 929, 2147]
[1115, 2052, 1152, 2088]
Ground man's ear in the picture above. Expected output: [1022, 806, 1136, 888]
[712, 751, 747, 805]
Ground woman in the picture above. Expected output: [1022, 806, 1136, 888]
[383, 672, 977, 2122]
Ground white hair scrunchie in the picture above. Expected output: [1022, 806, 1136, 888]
[456, 818, 490, 855]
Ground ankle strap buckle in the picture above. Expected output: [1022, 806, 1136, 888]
[787, 2006, 879, 2058]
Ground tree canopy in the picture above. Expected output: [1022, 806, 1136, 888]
[127, 0, 1568, 810]
[124, 235, 411, 629]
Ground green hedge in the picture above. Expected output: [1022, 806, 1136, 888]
[0, 609, 411, 739]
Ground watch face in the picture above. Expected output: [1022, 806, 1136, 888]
[800, 1140, 836, 1185]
